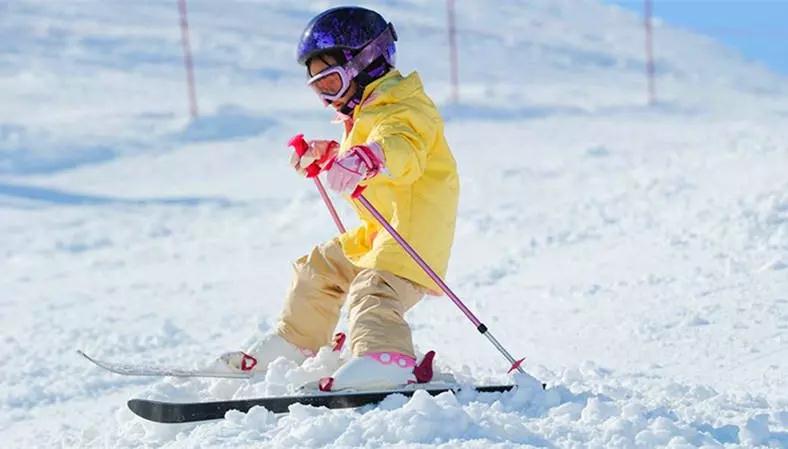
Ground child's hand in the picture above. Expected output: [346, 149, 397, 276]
[326, 144, 384, 194]
[288, 134, 339, 178]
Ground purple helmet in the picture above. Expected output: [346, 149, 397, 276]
[296, 6, 396, 67]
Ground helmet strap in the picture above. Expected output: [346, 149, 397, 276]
[337, 57, 390, 117]
[338, 86, 363, 116]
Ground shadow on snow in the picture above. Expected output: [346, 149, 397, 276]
[0, 181, 235, 208]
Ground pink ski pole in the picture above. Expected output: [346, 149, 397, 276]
[352, 189, 527, 375]
[288, 135, 346, 233]
[313, 177, 346, 233]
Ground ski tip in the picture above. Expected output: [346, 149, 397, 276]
[127, 399, 144, 418]
[128, 398, 173, 423]
[76, 350, 104, 367]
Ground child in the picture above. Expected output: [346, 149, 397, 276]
[223, 6, 459, 391]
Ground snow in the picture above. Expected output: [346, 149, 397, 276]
[1, 0, 787, 448]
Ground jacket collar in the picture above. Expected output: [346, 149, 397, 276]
[336, 70, 423, 134]
[353, 70, 423, 114]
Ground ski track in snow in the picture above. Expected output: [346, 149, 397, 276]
[1, 1, 787, 448]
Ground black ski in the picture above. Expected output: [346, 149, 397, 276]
[128, 384, 515, 423]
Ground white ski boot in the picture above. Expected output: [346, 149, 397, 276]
[318, 350, 435, 392]
[219, 333, 314, 373]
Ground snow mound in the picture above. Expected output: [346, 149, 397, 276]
[90, 367, 786, 449]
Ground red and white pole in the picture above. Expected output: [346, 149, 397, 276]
[446, 0, 460, 103]
[178, 0, 199, 118]
[644, 0, 656, 106]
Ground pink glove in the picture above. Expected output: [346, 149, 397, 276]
[326, 143, 385, 195]
[288, 134, 339, 178]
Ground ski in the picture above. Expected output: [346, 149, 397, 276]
[128, 384, 515, 423]
[77, 350, 254, 379]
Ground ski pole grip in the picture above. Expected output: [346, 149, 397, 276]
[288, 133, 308, 157]
[287, 133, 348, 234]
[288, 133, 322, 178]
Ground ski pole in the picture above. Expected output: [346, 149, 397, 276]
[313, 177, 346, 234]
[288, 135, 346, 234]
[352, 189, 527, 376]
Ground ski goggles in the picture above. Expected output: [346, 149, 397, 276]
[306, 24, 397, 105]
[307, 65, 352, 104]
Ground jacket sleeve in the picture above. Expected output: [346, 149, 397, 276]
[364, 109, 435, 186]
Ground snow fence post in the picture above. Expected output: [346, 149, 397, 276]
[644, 0, 656, 106]
[446, 0, 460, 103]
[177, 0, 199, 118]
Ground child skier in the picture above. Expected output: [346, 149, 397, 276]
[223, 6, 459, 391]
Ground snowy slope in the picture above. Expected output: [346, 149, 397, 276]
[1, 1, 787, 448]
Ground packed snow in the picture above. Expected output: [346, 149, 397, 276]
[1, 1, 786, 448]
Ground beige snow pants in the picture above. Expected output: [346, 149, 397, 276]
[276, 239, 424, 357]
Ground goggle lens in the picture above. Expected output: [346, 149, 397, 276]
[309, 71, 344, 97]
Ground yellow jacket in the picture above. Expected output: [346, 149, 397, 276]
[338, 70, 459, 291]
